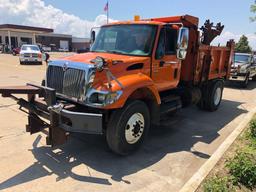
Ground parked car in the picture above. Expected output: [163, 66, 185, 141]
[42, 46, 51, 52]
[12, 47, 21, 56]
[229, 53, 256, 87]
[77, 48, 90, 54]
[58, 47, 69, 52]
[19, 44, 43, 65]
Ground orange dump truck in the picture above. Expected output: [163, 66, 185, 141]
[0, 15, 234, 155]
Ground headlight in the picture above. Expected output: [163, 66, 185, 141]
[87, 90, 123, 106]
[95, 56, 106, 72]
[88, 73, 95, 84]
[239, 66, 247, 73]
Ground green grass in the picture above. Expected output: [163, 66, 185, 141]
[249, 118, 256, 141]
[226, 150, 256, 189]
[203, 176, 234, 192]
[202, 116, 256, 192]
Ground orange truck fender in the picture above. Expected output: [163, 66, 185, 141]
[102, 73, 161, 109]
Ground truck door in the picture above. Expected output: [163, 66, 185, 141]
[152, 26, 181, 91]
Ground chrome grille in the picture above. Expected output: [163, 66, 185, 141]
[63, 69, 85, 99]
[46, 65, 86, 100]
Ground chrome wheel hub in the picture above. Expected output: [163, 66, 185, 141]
[125, 113, 145, 144]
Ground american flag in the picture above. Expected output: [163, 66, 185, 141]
[104, 2, 109, 12]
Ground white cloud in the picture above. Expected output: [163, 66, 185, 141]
[0, 0, 255, 50]
[213, 31, 256, 50]
[0, 0, 115, 37]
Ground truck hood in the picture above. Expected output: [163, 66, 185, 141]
[62, 52, 150, 67]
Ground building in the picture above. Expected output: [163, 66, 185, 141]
[0, 24, 90, 52]
[0, 24, 53, 49]
[36, 33, 72, 51]
[72, 37, 90, 52]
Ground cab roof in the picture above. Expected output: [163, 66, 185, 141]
[103, 15, 199, 28]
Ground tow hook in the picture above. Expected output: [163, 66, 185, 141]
[48, 103, 63, 114]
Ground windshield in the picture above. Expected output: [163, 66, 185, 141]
[234, 54, 250, 63]
[91, 24, 157, 56]
[21, 45, 40, 51]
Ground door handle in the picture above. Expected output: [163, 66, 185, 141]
[160, 61, 165, 67]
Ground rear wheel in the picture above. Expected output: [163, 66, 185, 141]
[106, 100, 150, 155]
[197, 80, 224, 111]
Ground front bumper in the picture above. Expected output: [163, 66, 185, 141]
[51, 105, 103, 134]
[0, 84, 103, 146]
[229, 73, 247, 81]
[20, 57, 42, 63]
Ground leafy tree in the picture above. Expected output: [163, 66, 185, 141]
[235, 35, 252, 53]
[250, 2, 256, 22]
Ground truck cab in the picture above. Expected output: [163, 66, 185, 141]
[0, 15, 234, 155]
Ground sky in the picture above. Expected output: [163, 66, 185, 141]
[0, 0, 255, 49]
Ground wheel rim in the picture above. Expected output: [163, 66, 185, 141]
[125, 113, 145, 144]
[214, 87, 222, 106]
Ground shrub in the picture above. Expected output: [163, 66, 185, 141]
[203, 176, 234, 192]
[250, 119, 256, 138]
[226, 150, 256, 189]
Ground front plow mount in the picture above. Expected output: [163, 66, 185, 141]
[0, 84, 68, 147]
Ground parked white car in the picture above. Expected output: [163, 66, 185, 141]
[58, 47, 69, 52]
[19, 44, 43, 65]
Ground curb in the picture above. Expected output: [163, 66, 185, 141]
[179, 107, 256, 192]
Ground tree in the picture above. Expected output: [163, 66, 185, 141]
[250, 2, 256, 22]
[235, 35, 252, 53]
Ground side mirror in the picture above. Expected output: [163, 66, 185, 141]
[91, 30, 96, 44]
[177, 27, 189, 60]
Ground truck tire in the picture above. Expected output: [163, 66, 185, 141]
[241, 73, 249, 88]
[106, 100, 150, 155]
[198, 80, 224, 112]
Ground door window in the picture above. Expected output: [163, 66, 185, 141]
[155, 27, 178, 59]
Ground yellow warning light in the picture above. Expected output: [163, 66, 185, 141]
[134, 15, 140, 21]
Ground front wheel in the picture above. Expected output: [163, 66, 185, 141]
[106, 100, 150, 155]
[241, 73, 249, 88]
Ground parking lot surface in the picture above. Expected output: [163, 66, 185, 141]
[0, 53, 256, 192]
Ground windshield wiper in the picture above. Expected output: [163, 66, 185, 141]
[107, 50, 126, 55]
[235, 61, 246, 63]
[90, 50, 107, 53]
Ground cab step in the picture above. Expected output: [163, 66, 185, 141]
[160, 96, 182, 115]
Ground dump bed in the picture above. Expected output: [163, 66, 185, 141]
[194, 41, 234, 84]
[180, 40, 234, 85]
